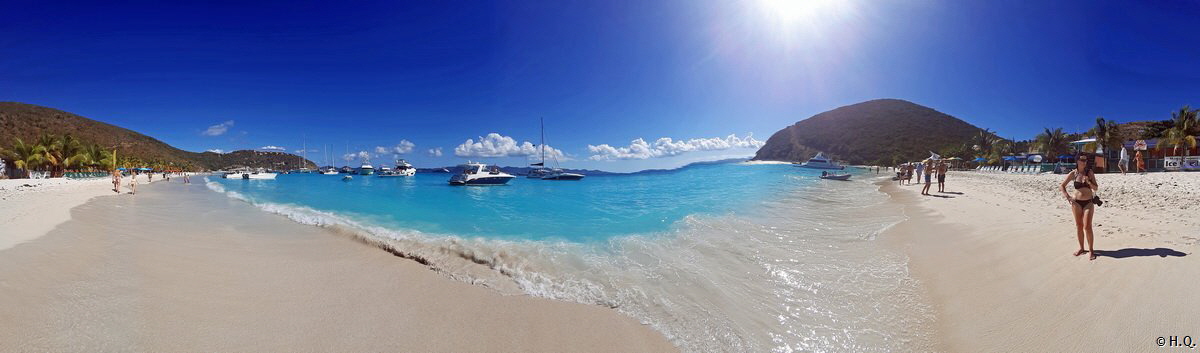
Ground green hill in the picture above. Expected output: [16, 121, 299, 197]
[753, 99, 990, 165]
[0, 102, 314, 171]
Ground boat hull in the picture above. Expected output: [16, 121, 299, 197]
[449, 175, 514, 185]
[541, 173, 584, 180]
[819, 174, 852, 181]
[796, 164, 845, 170]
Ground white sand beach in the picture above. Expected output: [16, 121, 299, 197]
[882, 171, 1200, 352]
[0, 174, 166, 251]
[0, 178, 675, 352]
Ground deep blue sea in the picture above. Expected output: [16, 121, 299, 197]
[206, 162, 935, 352]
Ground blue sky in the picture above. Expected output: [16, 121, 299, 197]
[2, 1, 1198, 171]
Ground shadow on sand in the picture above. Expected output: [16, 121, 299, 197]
[939, 191, 964, 195]
[1098, 248, 1188, 259]
[924, 194, 954, 198]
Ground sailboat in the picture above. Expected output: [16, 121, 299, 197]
[531, 117, 584, 181]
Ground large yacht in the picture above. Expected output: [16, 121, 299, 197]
[449, 162, 515, 185]
[223, 167, 277, 179]
[356, 159, 375, 175]
[796, 152, 844, 170]
[394, 159, 416, 176]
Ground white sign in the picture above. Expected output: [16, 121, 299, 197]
[1164, 157, 1182, 171]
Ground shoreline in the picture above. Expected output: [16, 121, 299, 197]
[0, 174, 168, 251]
[878, 171, 1199, 352]
[0, 178, 676, 352]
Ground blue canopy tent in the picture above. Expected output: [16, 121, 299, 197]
[973, 157, 986, 162]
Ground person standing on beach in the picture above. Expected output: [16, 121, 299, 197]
[1135, 150, 1145, 174]
[1118, 145, 1129, 175]
[915, 162, 925, 186]
[130, 173, 138, 194]
[111, 169, 122, 193]
[921, 160, 934, 195]
[1060, 153, 1099, 260]
[936, 161, 948, 192]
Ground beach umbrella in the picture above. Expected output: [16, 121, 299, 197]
[973, 157, 986, 162]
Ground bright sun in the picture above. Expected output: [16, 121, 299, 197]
[756, 0, 857, 38]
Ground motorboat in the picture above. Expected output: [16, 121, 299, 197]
[527, 168, 549, 178]
[342, 175, 353, 181]
[227, 168, 277, 180]
[541, 168, 585, 180]
[356, 160, 375, 175]
[394, 159, 416, 176]
[449, 162, 515, 185]
[818, 172, 852, 181]
[320, 166, 340, 175]
[339, 166, 353, 174]
[796, 152, 844, 170]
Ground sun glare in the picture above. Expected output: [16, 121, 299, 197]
[756, 0, 858, 39]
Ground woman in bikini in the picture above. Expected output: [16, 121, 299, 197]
[1059, 153, 1098, 260]
[111, 169, 122, 193]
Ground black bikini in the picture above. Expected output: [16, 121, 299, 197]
[1072, 174, 1094, 207]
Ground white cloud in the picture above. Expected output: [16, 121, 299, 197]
[294, 149, 318, 153]
[206, 149, 226, 154]
[453, 133, 569, 161]
[343, 151, 371, 161]
[202, 120, 235, 136]
[587, 133, 764, 161]
[374, 140, 415, 155]
[427, 147, 444, 157]
[260, 145, 285, 151]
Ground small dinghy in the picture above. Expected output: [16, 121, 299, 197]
[342, 175, 353, 182]
[819, 172, 851, 181]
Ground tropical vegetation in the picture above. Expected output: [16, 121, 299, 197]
[1161, 105, 1197, 158]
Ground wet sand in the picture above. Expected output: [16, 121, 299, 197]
[880, 171, 1199, 352]
[0, 180, 674, 352]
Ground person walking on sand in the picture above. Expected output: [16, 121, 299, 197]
[1060, 153, 1099, 260]
[1118, 145, 1129, 175]
[130, 173, 138, 194]
[921, 159, 934, 195]
[1135, 150, 1145, 174]
[915, 162, 925, 186]
[111, 169, 122, 193]
[936, 160, 948, 193]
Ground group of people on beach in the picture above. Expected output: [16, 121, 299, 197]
[110, 170, 190, 194]
[1117, 145, 1147, 175]
[895, 159, 949, 195]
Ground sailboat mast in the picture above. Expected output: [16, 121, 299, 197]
[540, 117, 545, 165]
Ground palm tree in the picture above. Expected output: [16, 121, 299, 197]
[1084, 117, 1122, 154]
[1162, 105, 1198, 159]
[973, 128, 995, 156]
[2, 138, 46, 178]
[1034, 127, 1070, 158]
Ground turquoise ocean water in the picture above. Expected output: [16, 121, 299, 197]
[207, 162, 935, 352]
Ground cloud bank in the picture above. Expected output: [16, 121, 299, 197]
[454, 133, 568, 161]
[427, 147, 443, 157]
[259, 145, 285, 151]
[587, 134, 763, 160]
[342, 151, 371, 162]
[202, 120, 235, 136]
[375, 140, 415, 155]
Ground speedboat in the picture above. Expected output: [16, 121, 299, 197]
[320, 166, 339, 175]
[819, 172, 851, 181]
[540, 168, 585, 180]
[796, 152, 844, 170]
[449, 162, 515, 185]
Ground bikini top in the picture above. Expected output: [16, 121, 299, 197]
[1073, 171, 1091, 189]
